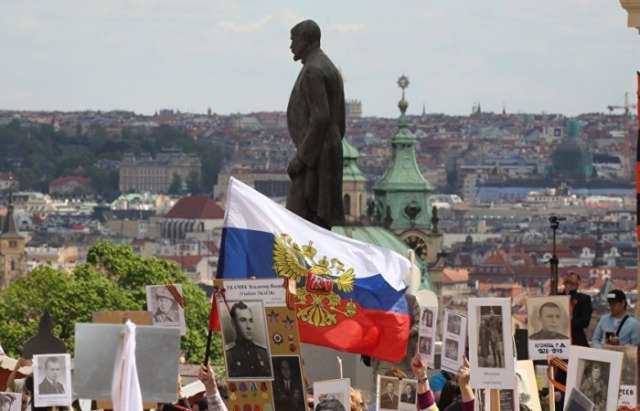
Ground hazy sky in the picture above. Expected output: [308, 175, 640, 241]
[1, 1, 638, 117]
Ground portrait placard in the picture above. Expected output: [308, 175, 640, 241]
[417, 306, 437, 366]
[33, 354, 72, 407]
[74, 323, 181, 403]
[441, 310, 467, 374]
[145, 284, 186, 335]
[468, 298, 514, 389]
[313, 378, 350, 411]
[375, 375, 417, 411]
[604, 345, 638, 410]
[565, 388, 595, 411]
[516, 360, 542, 411]
[565, 346, 623, 411]
[0, 392, 21, 411]
[272, 355, 306, 411]
[218, 299, 274, 380]
[221, 279, 287, 307]
[527, 296, 570, 360]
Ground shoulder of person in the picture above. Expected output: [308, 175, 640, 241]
[252, 342, 269, 352]
[224, 342, 237, 351]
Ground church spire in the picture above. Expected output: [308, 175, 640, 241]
[373, 75, 433, 231]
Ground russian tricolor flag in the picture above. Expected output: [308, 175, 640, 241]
[216, 177, 411, 362]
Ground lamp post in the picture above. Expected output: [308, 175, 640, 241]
[548, 216, 565, 295]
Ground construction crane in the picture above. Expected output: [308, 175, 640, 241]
[607, 92, 637, 179]
[607, 92, 637, 115]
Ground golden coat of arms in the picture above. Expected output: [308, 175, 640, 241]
[273, 233, 357, 327]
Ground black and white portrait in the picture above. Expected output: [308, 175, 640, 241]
[421, 307, 434, 328]
[399, 380, 417, 405]
[447, 312, 462, 335]
[576, 360, 609, 411]
[418, 336, 432, 356]
[565, 388, 595, 411]
[478, 306, 504, 368]
[444, 338, 459, 361]
[219, 299, 273, 380]
[378, 376, 399, 411]
[527, 297, 570, 341]
[33, 354, 72, 407]
[272, 356, 306, 411]
[515, 360, 542, 411]
[0, 393, 21, 411]
[498, 390, 515, 411]
[146, 284, 186, 335]
[314, 379, 350, 411]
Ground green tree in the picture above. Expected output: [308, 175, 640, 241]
[186, 171, 202, 194]
[0, 242, 222, 364]
[168, 173, 183, 195]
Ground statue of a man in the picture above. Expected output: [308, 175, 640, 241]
[286, 20, 345, 229]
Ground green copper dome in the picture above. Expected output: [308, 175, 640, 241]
[342, 139, 367, 182]
[372, 76, 433, 231]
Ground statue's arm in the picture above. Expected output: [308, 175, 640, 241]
[298, 67, 330, 168]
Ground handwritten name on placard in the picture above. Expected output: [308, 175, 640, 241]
[223, 279, 286, 307]
[530, 341, 568, 359]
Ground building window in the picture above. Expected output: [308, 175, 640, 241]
[343, 194, 351, 216]
[10, 260, 15, 271]
[9, 240, 17, 248]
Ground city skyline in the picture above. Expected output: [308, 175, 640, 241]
[1, 1, 639, 117]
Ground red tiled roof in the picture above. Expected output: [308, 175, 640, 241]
[49, 175, 90, 188]
[166, 197, 225, 219]
[443, 268, 469, 284]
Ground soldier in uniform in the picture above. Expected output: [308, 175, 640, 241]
[529, 302, 569, 340]
[153, 287, 180, 324]
[225, 302, 272, 378]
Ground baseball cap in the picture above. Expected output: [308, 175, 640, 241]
[606, 289, 626, 303]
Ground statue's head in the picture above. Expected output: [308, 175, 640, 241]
[290, 19, 321, 61]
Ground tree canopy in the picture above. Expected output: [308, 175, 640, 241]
[0, 241, 222, 364]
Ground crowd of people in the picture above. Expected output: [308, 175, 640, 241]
[2, 271, 639, 411]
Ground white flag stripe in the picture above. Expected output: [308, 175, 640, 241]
[224, 177, 411, 291]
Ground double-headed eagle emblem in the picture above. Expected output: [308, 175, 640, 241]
[273, 233, 357, 327]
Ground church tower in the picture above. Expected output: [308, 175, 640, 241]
[342, 139, 367, 223]
[372, 76, 444, 291]
[0, 193, 27, 288]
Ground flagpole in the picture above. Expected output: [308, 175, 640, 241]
[204, 329, 213, 366]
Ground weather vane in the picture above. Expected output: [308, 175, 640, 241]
[397, 74, 410, 115]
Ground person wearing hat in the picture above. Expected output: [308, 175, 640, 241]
[154, 287, 180, 324]
[591, 289, 640, 347]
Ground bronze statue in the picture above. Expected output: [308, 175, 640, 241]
[286, 20, 345, 229]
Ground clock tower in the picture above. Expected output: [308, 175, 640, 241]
[0, 192, 26, 288]
[373, 75, 444, 291]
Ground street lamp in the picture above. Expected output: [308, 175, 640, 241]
[548, 216, 566, 295]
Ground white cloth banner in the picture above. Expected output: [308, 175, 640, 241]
[111, 320, 143, 411]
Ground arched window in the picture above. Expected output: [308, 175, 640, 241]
[343, 194, 351, 216]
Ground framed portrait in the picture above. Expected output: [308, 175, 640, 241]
[0, 392, 21, 411]
[526, 296, 570, 360]
[418, 306, 437, 366]
[33, 354, 72, 407]
[565, 388, 595, 411]
[313, 378, 350, 411]
[468, 298, 514, 389]
[484, 389, 519, 411]
[398, 379, 418, 411]
[441, 310, 467, 374]
[145, 284, 186, 335]
[218, 299, 274, 380]
[272, 355, 306, 411]
[603, 345, 638, 410]
[516, 360, 542, 411]
[377, 375, 400, 411]
[565, 346, 623, 411]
